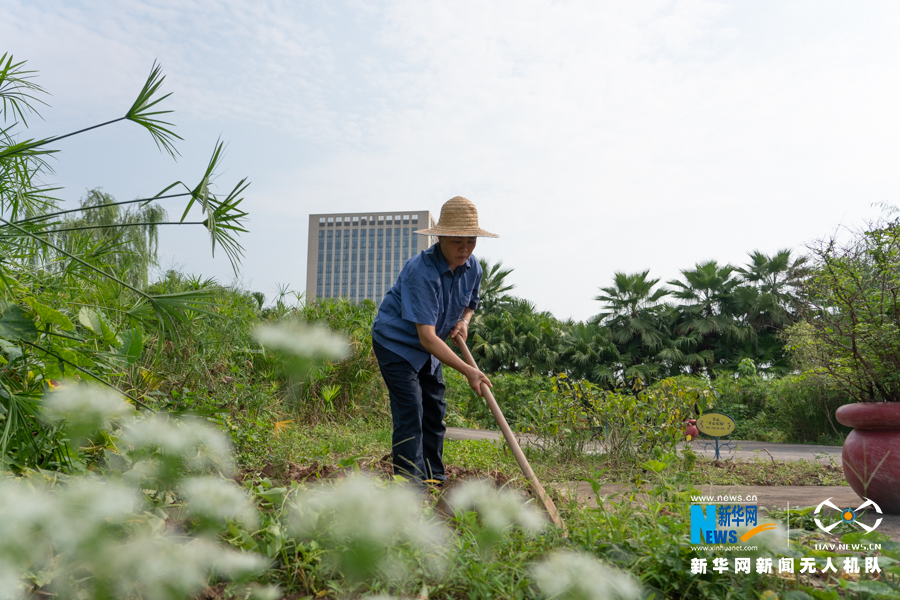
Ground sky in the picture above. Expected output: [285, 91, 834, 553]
[3, 0, 900, 320]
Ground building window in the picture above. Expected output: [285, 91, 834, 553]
[412, 228, 418, 253]
[412, 214, 418, 223]
[352, 216, 359, 226]
[359, 230, 367, 265]
[386, 215, 392, 225]
[319, 217, 325, 226]
[403, 214, 410, 224]
[403, 228, 409, 258]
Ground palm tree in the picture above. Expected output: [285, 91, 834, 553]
[559, 320, 619, 384]
[594, 271, 669, 345]
[667, 261, 741, 376]
[736, 249, 808, 331]
[593, 270, 670, 388]
[477, 258, 515, 314]
[726, 250, 806, 373]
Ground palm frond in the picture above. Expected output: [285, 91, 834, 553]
[124, 61, 182, 158]
[0, 53, 49, 126]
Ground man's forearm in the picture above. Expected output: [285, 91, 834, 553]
[419, 330, 473, 375]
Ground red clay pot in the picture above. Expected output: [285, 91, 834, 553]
[684, 418, 699, 440]
[836, 402, 900, 514]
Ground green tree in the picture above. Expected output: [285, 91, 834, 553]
[789, 219, 900, 402]
[470, 297, 563, 375]
[54, 188, 167, 288]
[736, 249, 808, 331]
[593, 271, 670, 387]
[558, 320, 619, 383]
[665, 260, 741, 377]
[477, 257, 515, 314]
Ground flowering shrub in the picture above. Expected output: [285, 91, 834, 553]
[1, 386, 272, 600]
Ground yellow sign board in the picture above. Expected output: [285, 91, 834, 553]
[696, 413, 735, 437]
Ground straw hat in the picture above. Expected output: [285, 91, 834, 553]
[415, 196, 499, 238]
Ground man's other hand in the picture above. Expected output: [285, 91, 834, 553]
[466, 366, 492, 397]
[449, 319, 469, 343]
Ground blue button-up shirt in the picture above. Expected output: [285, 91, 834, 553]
[373, 242, 482, 374]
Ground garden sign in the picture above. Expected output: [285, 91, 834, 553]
[696, 413, 736, 460]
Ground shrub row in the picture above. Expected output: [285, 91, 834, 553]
[445, 369, 852, 447]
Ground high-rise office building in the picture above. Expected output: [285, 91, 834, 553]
[306, 211, 437, 302]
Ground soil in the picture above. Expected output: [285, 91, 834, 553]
[699, 459, 846, 486]
[246, 455, 519, 491]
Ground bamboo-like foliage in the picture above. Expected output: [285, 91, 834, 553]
[0, 55, 250, 468]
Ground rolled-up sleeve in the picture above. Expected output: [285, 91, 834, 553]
[400, 268, 440, 326]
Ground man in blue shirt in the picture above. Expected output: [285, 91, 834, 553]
[372, 196, 497, 483]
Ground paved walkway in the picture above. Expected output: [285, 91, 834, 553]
[445, 427, 899, 540]
[446, 427, 843, 463]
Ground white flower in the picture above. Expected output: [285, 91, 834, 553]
[52, 478, 143, 552]
[532, 550, 641, 600]
[0, 563, 24, 600]
[447, 479, 546, 535]
[288, 475, 447, 579]
[43, 385, 134, 439]
[181, 476, 258, 528]
[735, 519, 789, 553]
[253, 322, 349, 360]
[121, 416, 233, 475]
[101, 535, 267, 600]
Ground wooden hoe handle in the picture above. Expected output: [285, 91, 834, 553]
[454, 334, 567, 534]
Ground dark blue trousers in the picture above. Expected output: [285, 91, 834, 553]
[372, 340, 447, 482]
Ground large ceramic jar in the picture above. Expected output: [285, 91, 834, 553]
[835, 402, 900, 514]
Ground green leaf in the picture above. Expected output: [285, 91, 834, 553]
[116, 328, 143, 365]
[78, 307, 116, 343]
[844, 580, 900, 598]
[0, 305, 38, 342]
[642, 459, 669, 473]
[23, 297, 74, 331]
[0, 338, 21, 360]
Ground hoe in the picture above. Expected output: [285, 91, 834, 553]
[454, 333, 567, 534]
